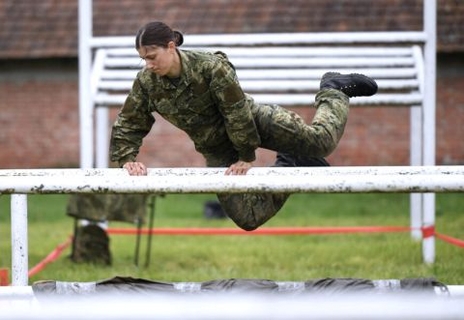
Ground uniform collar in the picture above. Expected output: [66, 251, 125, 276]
[155, 50, 192, 90]
[177, 49, 193, 85]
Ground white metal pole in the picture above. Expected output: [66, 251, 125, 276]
[0, 173, 463, 194]
[1, 166, 464, 178]
[410, 44, 426, 241]
[10, 194, 28, 286]
[422, 0, 437, 264]
[92, 49, 110, 168]
[78, 0, 94, 169]
[95, 108, 110, 168]
[410, 106, 423, 240]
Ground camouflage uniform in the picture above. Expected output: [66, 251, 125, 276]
[67, 194, 148, 224]
[110, 50, 349, 231]
[67, 194, 148, 264]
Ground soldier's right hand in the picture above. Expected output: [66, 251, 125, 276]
[123, 161, 148, 176]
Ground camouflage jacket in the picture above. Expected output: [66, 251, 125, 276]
[110, 50, 261, 167]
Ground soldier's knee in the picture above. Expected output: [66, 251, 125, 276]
[238, 222, 260, 232]
[228, 214, 261, 231]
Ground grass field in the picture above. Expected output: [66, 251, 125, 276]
[1, 192, 463, 285]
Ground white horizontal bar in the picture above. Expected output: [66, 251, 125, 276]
[105, 56, 415, 69]
[0, 172, 463, 195]
[93, 93, 423, 106]
[237, 68, 420, 80]
[98, 79, 419, 92]
[1, 166, 463, 177]
[100, 68, 419, 81]
[105, 47, 415, 57]
[90, 31, 427, 48]
[2, 291, 464, 320]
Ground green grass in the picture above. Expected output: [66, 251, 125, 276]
[1, 193, 463, 285]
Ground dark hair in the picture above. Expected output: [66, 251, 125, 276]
[135, 21, 184, 49]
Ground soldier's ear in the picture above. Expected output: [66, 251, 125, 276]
[168, 41, 176, 52]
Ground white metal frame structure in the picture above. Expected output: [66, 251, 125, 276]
[69, 2, 435, 244]
[78, 0, 437, 257]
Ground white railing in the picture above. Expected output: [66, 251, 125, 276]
[1, 288, 464, 319]
[2, 166, 464, 194]
[2, 165, 464, 286]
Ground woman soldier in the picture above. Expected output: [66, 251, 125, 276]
[110, 21, 378, 231]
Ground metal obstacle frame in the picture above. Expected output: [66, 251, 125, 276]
[78, 0, 437, 260]
[1, 165, 464, 286]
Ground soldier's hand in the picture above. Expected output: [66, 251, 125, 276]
[123, 161, 148, 176]
[225, 161, 252, 175]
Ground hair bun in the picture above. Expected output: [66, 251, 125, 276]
[173, 30, 184, 46]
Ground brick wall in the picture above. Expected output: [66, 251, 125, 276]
[1, 55, 463, 169]
[0, 81, 79, 168]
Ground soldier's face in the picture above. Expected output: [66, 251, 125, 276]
[138, 42, 176, 76]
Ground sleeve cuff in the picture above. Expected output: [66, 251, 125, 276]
[238, 149, 256, 163]
[117, 155, 136, 168]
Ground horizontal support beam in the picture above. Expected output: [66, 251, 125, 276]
[0, 166, 463, 194]
[1, 166, 463, 177]
[100, 68, 420, 81]
[105, 56, 416, 68]
[98, 79, 419, 92]
[105, 46, 416, 57]
[94, 93, 424, 106]
[90, 31, 427, 48]
[1, 286, 464, 320]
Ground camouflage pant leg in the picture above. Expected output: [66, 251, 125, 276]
[216, 192, 290, 231]
[202, 150, 290, 231]
[71, 224, 112, 265]
[254, 88, 349, 159]
[67, 194, 148, 223]
[201, 89, 348, 231]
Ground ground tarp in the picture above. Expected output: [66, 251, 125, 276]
[31, 276, 449, 296]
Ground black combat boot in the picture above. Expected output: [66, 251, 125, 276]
[273, 152, 297, 167]
[70, 224, 112, 265]
[320, 72, 378, 97]
[296, 156, 330, 167]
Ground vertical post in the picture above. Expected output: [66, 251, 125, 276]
[95, 108, 109, 168]
[92, 49, 110, 168]
[78, 0, 94, 169]
[410, 106, 423, 240]
[422, 0, 437, 264]
[11, 195, 28, 286]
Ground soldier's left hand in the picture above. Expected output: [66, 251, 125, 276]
[123, 161, 148, 176]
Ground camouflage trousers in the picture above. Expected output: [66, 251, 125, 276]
[202, 89, 348, 231]
[67, 194, 149, 264]
[67, 194, 148, 223]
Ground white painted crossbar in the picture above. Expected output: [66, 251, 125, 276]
[1, 166, 463, 177]
[1, 165, 461, 196]
[89, 31, 428, 48]
[1, 172, 463, 194]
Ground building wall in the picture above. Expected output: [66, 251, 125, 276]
[0, 55, 463, 169]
